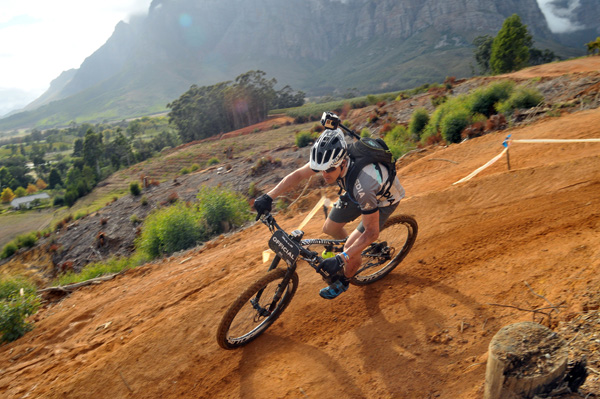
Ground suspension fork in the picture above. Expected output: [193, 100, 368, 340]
[252, 255, 296, 315]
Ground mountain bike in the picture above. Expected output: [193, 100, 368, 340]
[216, 212, 418, 350]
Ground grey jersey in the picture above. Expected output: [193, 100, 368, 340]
[349, 162, 405, 214]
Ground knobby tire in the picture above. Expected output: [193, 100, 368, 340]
[216, 268, 298, 350]
[351, 214, 418, 286]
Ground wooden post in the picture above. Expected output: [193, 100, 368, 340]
[506, 148, 511, 171]
[484, 321, 568, 399]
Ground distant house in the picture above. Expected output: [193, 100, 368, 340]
[10, 193, 51, 209]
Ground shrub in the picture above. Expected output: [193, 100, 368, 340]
[468, 81, 515, 116]
[140, 195, 149, 206]
[496, 86, 544, 114]
[52, 195, 65, 207]
[360, 128, 371, 138]
[180, 167, 191, 175]
[431, 95, 447, 107]
[136, 203, 206, 259]
[384, 125, 413, 159]
[14, 187, 27, 198]
[1, 242, 18, 259]
[295, 131, 314, 148]
[15, 232, 38, 249]
[64, 189, 78, 207]
[248, 182, 258, 197]
[129, 182, 141, 196]
[196, 186, 252, 234]
[408, 108, 430, 140]
[190, 163, 201, 172]
[441, 108, 471, 143]
[0, 276, 40, 343]
[207, 157, 220, 166]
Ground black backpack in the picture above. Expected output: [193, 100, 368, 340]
[344, 137, 397, 202]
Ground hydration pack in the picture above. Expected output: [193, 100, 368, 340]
[344, 137, 397, 203]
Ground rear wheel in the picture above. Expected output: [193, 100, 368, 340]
[351, 214, 418, 286]
[216, 268, 298, 350]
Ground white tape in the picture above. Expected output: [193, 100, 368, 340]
[453, 148, 508, 185]
[453, 137, 600, 185]
[512, 139, 600, 144]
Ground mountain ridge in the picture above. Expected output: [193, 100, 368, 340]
[0, 0, 595, 131]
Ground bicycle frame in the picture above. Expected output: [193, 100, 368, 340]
[260, 213, 390, 284]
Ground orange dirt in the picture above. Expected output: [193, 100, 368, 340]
[1, 59, 600, 399]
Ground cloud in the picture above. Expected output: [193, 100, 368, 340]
[0, 1, 152, 93]
[537, 0, 585, 33]
[0, 14, 41, 29]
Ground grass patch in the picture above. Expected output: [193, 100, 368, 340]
[55, 253, 148, 286]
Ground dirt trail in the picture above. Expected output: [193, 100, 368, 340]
[1, 60, 600, 399]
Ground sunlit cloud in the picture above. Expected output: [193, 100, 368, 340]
[0, 0, 152, 94]
[537, 0, 585, 33]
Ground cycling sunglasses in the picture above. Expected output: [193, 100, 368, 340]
[312, 166, 338, 174]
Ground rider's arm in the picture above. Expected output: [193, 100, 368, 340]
[267, 162, 315, 199]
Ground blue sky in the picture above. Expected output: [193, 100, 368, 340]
[0, 0, 151, 109]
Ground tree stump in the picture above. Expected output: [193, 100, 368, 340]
[484, 321, 568, 399]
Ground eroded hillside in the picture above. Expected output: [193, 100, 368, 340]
[1, 59, 600, 398]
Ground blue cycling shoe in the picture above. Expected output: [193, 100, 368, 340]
[319, 279, 349, 300]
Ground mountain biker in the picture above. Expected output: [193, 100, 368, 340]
[254, 128, 405, 299]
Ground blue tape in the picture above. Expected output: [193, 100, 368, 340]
[503, 134, 512, 148]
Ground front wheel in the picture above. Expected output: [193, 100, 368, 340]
[351, 214, 418, 286]
[216, 268, 299, 350]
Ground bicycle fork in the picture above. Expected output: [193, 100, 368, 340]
[251, 257, 296, 319]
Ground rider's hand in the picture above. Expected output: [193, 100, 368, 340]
[319, 255, 345, 281]
[254, 194, 273, 220]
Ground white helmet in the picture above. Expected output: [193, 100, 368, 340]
[310, 129, 347, 171]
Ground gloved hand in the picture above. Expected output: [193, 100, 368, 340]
[254, 194, 273, 220]
[318, 254, 345, 283]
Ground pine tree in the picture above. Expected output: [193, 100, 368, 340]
[490, 14, 532, 74]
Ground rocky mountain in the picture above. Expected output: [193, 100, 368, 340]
[0, 0, 594, 131]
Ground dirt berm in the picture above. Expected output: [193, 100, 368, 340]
[1, 59, 600, 398]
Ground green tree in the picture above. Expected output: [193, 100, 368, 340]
[473, 35, 494, 74]
[529, 48, 559, 66]
[587, 37, 600, 55]
[0, 167, 14, 189]
[168, 71, 295, 144]
[72, 138, 84, 157]
[106, 132, 133, 168]
[0, 156, 33, 190]
[83, 129, 103, 176]
[490, 14, 532, 74]
[48, 168, 63, 189]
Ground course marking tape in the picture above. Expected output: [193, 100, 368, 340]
[453, 135, 600, 185]
[453, 148, 508, 185]
[511, 139, 600, 144]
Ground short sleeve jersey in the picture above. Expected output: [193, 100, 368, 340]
[348, 162, 405, 214]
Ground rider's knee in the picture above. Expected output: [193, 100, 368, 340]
[322, 221, 344, 239]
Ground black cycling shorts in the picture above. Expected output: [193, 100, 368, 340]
[328, 196, 399, 233]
